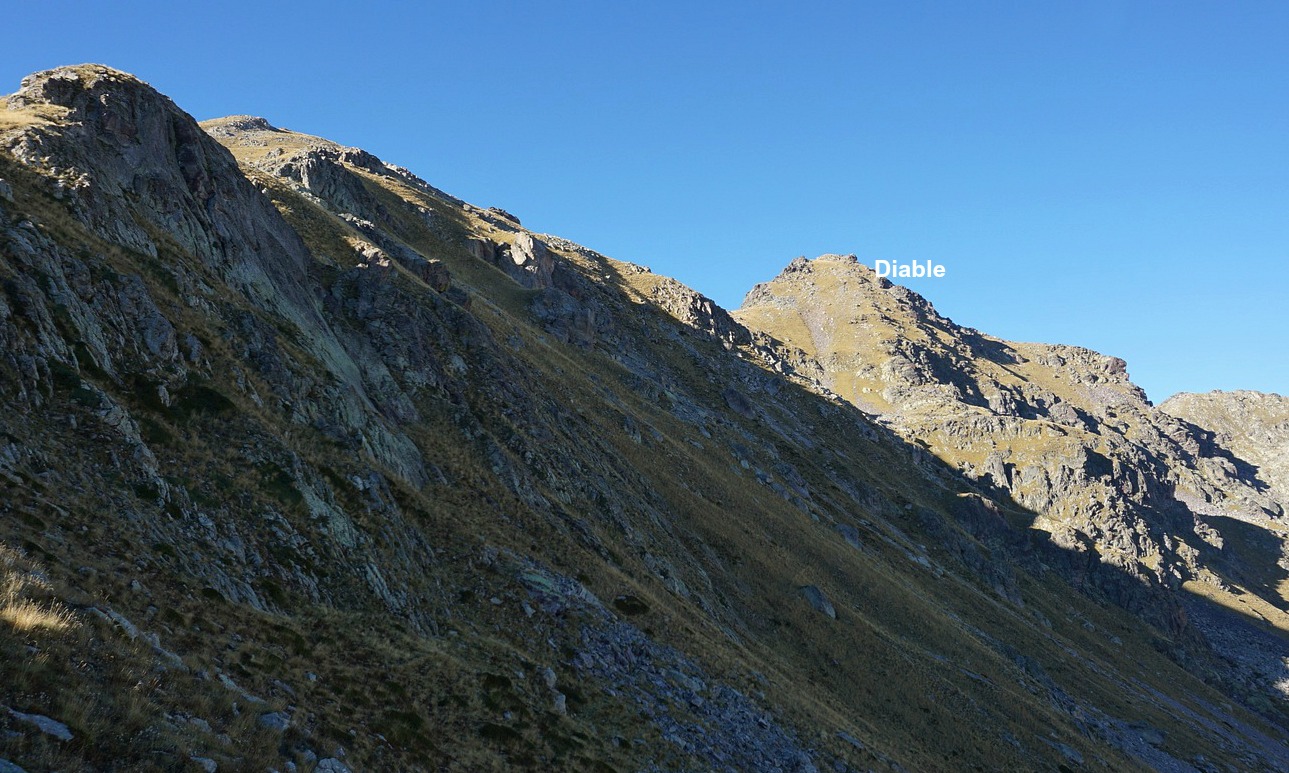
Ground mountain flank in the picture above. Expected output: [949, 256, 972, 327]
[0, 65, 1287, 771]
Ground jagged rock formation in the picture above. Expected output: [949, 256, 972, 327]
[1163, 391, 1289, 506]
[1, 65, 1288, 771]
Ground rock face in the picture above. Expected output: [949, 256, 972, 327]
[4, 69, 318, 325]
[1, 65, 1288, 772]
[1162, 390, 1289, 504]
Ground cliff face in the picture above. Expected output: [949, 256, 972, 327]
[1, 65, 1288, 772]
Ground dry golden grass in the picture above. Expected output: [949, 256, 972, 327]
[0, 103, 69, 131]
[0, 545, 76, 634]
[1185, 580, 1289, 634]
[0, 597, 74, 633]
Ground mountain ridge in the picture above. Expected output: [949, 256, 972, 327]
[1, 64, 1287, 772]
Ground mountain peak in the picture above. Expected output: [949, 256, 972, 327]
[8, 63, 167, 117]
[200, 114, 281, 134]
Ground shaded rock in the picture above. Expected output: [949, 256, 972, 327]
[5, 66, 319, 322]
[722, 387, 755, 419]
[798, 585, 836, 619]
[7, 708, 72, 741]
[420, 259, 451, 292]
[466, 236, 499, 263]
[258, 711, 290, 732]
[613, 594, 650, 616]
[530, 287, 597, 346]
[836, 524, 863, 550]
[443, 284, 472, 309]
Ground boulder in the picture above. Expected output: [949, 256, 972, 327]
[258, 711, 290, 731]
[7, 708, 73, 741]
[798, 585, 836, 619]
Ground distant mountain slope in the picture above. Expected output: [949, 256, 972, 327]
[735, 254, 1289, 693]
[1, 65, 1288, 771]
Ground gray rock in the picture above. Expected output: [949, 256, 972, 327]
[836, 524, 863, 550]
[640, 275, 752, 347]
[189, 756, 218, 772]
[798, 585, 836, 619]
[92, 606, 140, 639]
[0, 759, 29, 773]
[315, 760, 352, 773]
[7, 708, 73, 741]
[722, 388, 755, 419]
[0, 179, 12, 202]
[508, 233, 554, 289]
[530, 287, 597, 346]
[258, 711, 290, 731]
[466, 236, 499, 262]
[485, 206, 520, 225]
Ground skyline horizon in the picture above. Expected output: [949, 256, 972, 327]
[7, 70, 1277, 404]
[3, 2, 1285, 403]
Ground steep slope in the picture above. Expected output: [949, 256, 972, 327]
[1, 65, 1288, 771]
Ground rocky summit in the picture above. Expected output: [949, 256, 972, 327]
[0, 65, 1287, 772]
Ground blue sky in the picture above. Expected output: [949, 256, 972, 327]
[4, 1, 1286, 401]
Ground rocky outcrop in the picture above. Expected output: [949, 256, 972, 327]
[466, 233, 556, 290]
[3, 67, 318, 325]
[1162, 390, 1289, 505]
[639, 273, 752, 348]
[507, 233, 554, 289]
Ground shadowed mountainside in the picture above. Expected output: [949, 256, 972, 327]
[0, 65, 1287, 771]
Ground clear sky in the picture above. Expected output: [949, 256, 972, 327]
[4, 1, 1286, 402]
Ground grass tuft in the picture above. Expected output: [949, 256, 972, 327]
[1, 544, 77, 634]
[0, 597, 75, 632]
